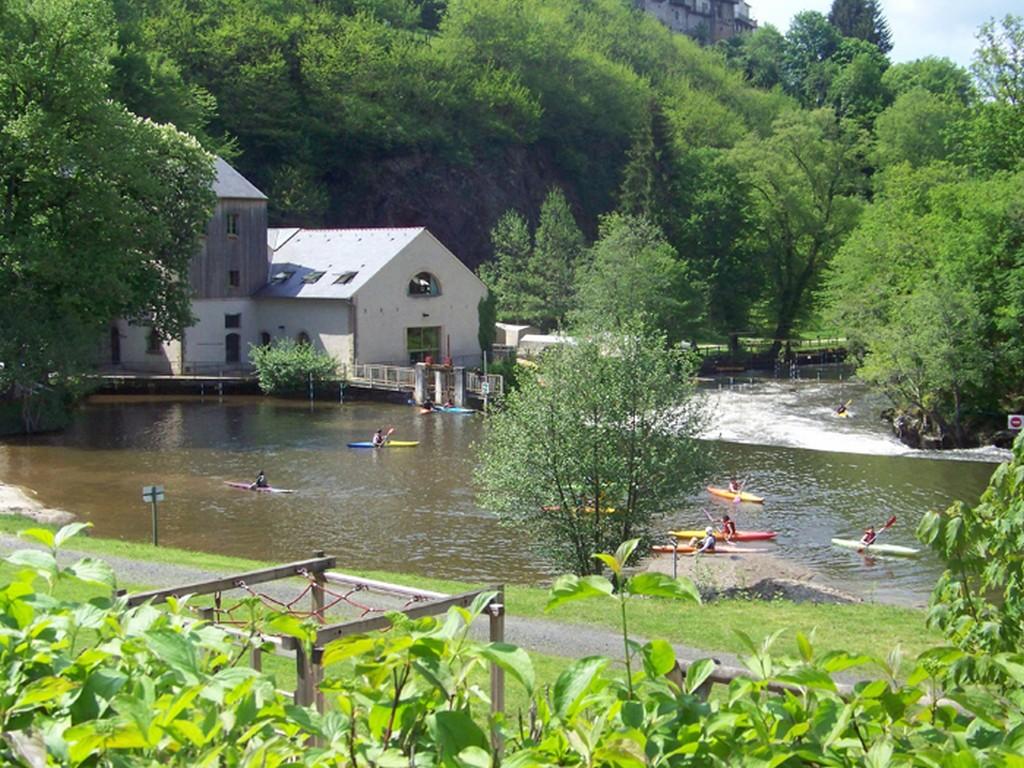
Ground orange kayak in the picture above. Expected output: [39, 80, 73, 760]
[707, 486, 764, 504]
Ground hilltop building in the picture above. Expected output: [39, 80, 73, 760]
[634, 0, 755, 43]
[105, 159, 487, 373]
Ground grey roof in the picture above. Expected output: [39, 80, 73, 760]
[257, 227, 427, 300]
[213, 157, 267, 200]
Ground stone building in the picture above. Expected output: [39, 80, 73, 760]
[634, 0, 755, 43]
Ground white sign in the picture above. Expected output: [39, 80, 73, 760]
[1010, 414, 1023, 431]
[481, 381, 490, 395]
[142, 485, 165, 503]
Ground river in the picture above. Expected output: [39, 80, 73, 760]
[0, 373, 1007, 604]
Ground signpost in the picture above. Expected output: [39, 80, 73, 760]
[1010, 414, 1023, 431]
[142, 485, 165, 546]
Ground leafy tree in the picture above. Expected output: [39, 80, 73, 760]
[477, 290, 497, 356]
[530, 187, 586, 330]
[919, 431, 1024, 681]
[783, 11, 841, 107]
[484, 188, 585, 331]
[719, 24, 787, 91]
[828, 0, 893, 53]
[476, 324, 709, 575]
[827, 37, 891, 123]
[881, 56, 975, 104]
[248, 339, 340, 395]
[481, 209, 541, 326]
[0, 0, 215, 431]
[873, 88, 964, 168]
[573, 213, 704, 344]
[732, 109, 864, 352]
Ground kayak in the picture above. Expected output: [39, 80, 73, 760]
[225, 481, 295, 494]
[419, 406, 476, 414]
[347, 441, 420, 448]
[669, 529, 777, 542]
[707, 486, 765, 504]
[834, 410, 851, 418]
[831, 538, 920, 557]
[652, 544, 769, 555]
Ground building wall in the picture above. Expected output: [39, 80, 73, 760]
[254, 299, 353, 367]
[191, 198, 269, 299]
[105, 320, 184, 374]
[634, 0, 751, 42]
[178, 298, 259, 371]
[353, 231, 487, 365]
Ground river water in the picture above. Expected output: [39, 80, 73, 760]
[0, 373, 1007, 604]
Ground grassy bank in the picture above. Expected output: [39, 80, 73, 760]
[0, 515, 941, 664]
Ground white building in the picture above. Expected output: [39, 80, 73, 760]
[106, 160, 487, 373]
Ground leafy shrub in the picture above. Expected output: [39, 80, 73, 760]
[248, 339, 340, 396]
[4, 529, 1024, 766]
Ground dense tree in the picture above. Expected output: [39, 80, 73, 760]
[482, 188, 585, 331]
[783, 11, 841, 107]
[827, 165, 1024, 446]
[476, 324, 708, 574]
[828, 0, 893, 54]
[718, 25, 787, 91]
[881, 56, 975, 105]
[827, 37, 891, 123]
[732, 110, 864, 352]
[573, 214, 704, 343]
[0, 0, 215, 430]
[873, 88, 964, 168]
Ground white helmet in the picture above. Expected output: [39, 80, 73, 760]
[705, 526, 714, 535]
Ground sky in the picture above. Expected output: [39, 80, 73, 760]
[753, 0, 1015, 65]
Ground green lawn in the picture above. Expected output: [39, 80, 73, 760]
[0, 515, 939, 667]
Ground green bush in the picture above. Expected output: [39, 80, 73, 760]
[4, 528, 1024, 765]
[248, 339, 340, 396]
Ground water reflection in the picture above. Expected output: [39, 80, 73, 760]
[0, 385, 1003, 603]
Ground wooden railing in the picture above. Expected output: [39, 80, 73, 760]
[346, 363, 417, 390]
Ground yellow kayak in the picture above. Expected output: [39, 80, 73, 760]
[669, 529, 777, 542]
[706, 486, 765, 504]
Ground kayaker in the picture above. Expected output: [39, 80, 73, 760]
[728, 477, 743, 494]
[836, 403, 848, 415]
[250, 470, 268, 489]
[443, 397, 454, 408]
[721, 514, 737, 542]
[860, 526, 877, 547]
[422, 399, 435, 412]
[372, 429, 387, 448]
[695, 526, 717, 554]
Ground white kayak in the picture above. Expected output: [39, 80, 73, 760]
[831, 538, 920, 557]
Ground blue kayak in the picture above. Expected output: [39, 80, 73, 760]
[435, 406, 476, 414]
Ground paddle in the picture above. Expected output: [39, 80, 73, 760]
[385, 426, 395, 444]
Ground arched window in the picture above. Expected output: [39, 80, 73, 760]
[225, 333, 240, 363]
[260, 331, 272, 346]
[408, 272, 440, 296]
[296, 331, 311, 346]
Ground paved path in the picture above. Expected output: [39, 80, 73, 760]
[0, 534, 740, 669]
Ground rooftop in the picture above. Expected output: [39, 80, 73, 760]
[213, 157, 267, 200]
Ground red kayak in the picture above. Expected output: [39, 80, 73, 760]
[225, 481, 295, 494]
[668, 529, 777, 542]
[652, 543, 769, 555]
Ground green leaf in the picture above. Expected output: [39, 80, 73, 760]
[553, 656, 607, 717]
[685, 658, 716, 694]
[321, 636, 378, 667]
[775, 667, 838, 692]
[545, 574, 614, 612]
[6, 549, 57, 578]
[427, 711, 489, 757]
[456, 746, 493, 768]
[626, 572, 700, 603]
[480, 642, 535, 694]
[12, 676, 77, 711]
[640, 639, 676, 678]
[593, 552, 621, 576]
[613, 539, 640, 568]
[67, 558, 116, 587]
[18, 528, 55, 548]
[144, 629, 201, 682]
[55, 522, 92, 549]
[796, 632, 813, 662]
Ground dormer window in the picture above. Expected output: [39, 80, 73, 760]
[334, 271, 358, 285]
[408, 272, 440, 296]
[226, 213, 239, 238]
[271, 270, 294, 284]
[302, 270, 326, 284]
